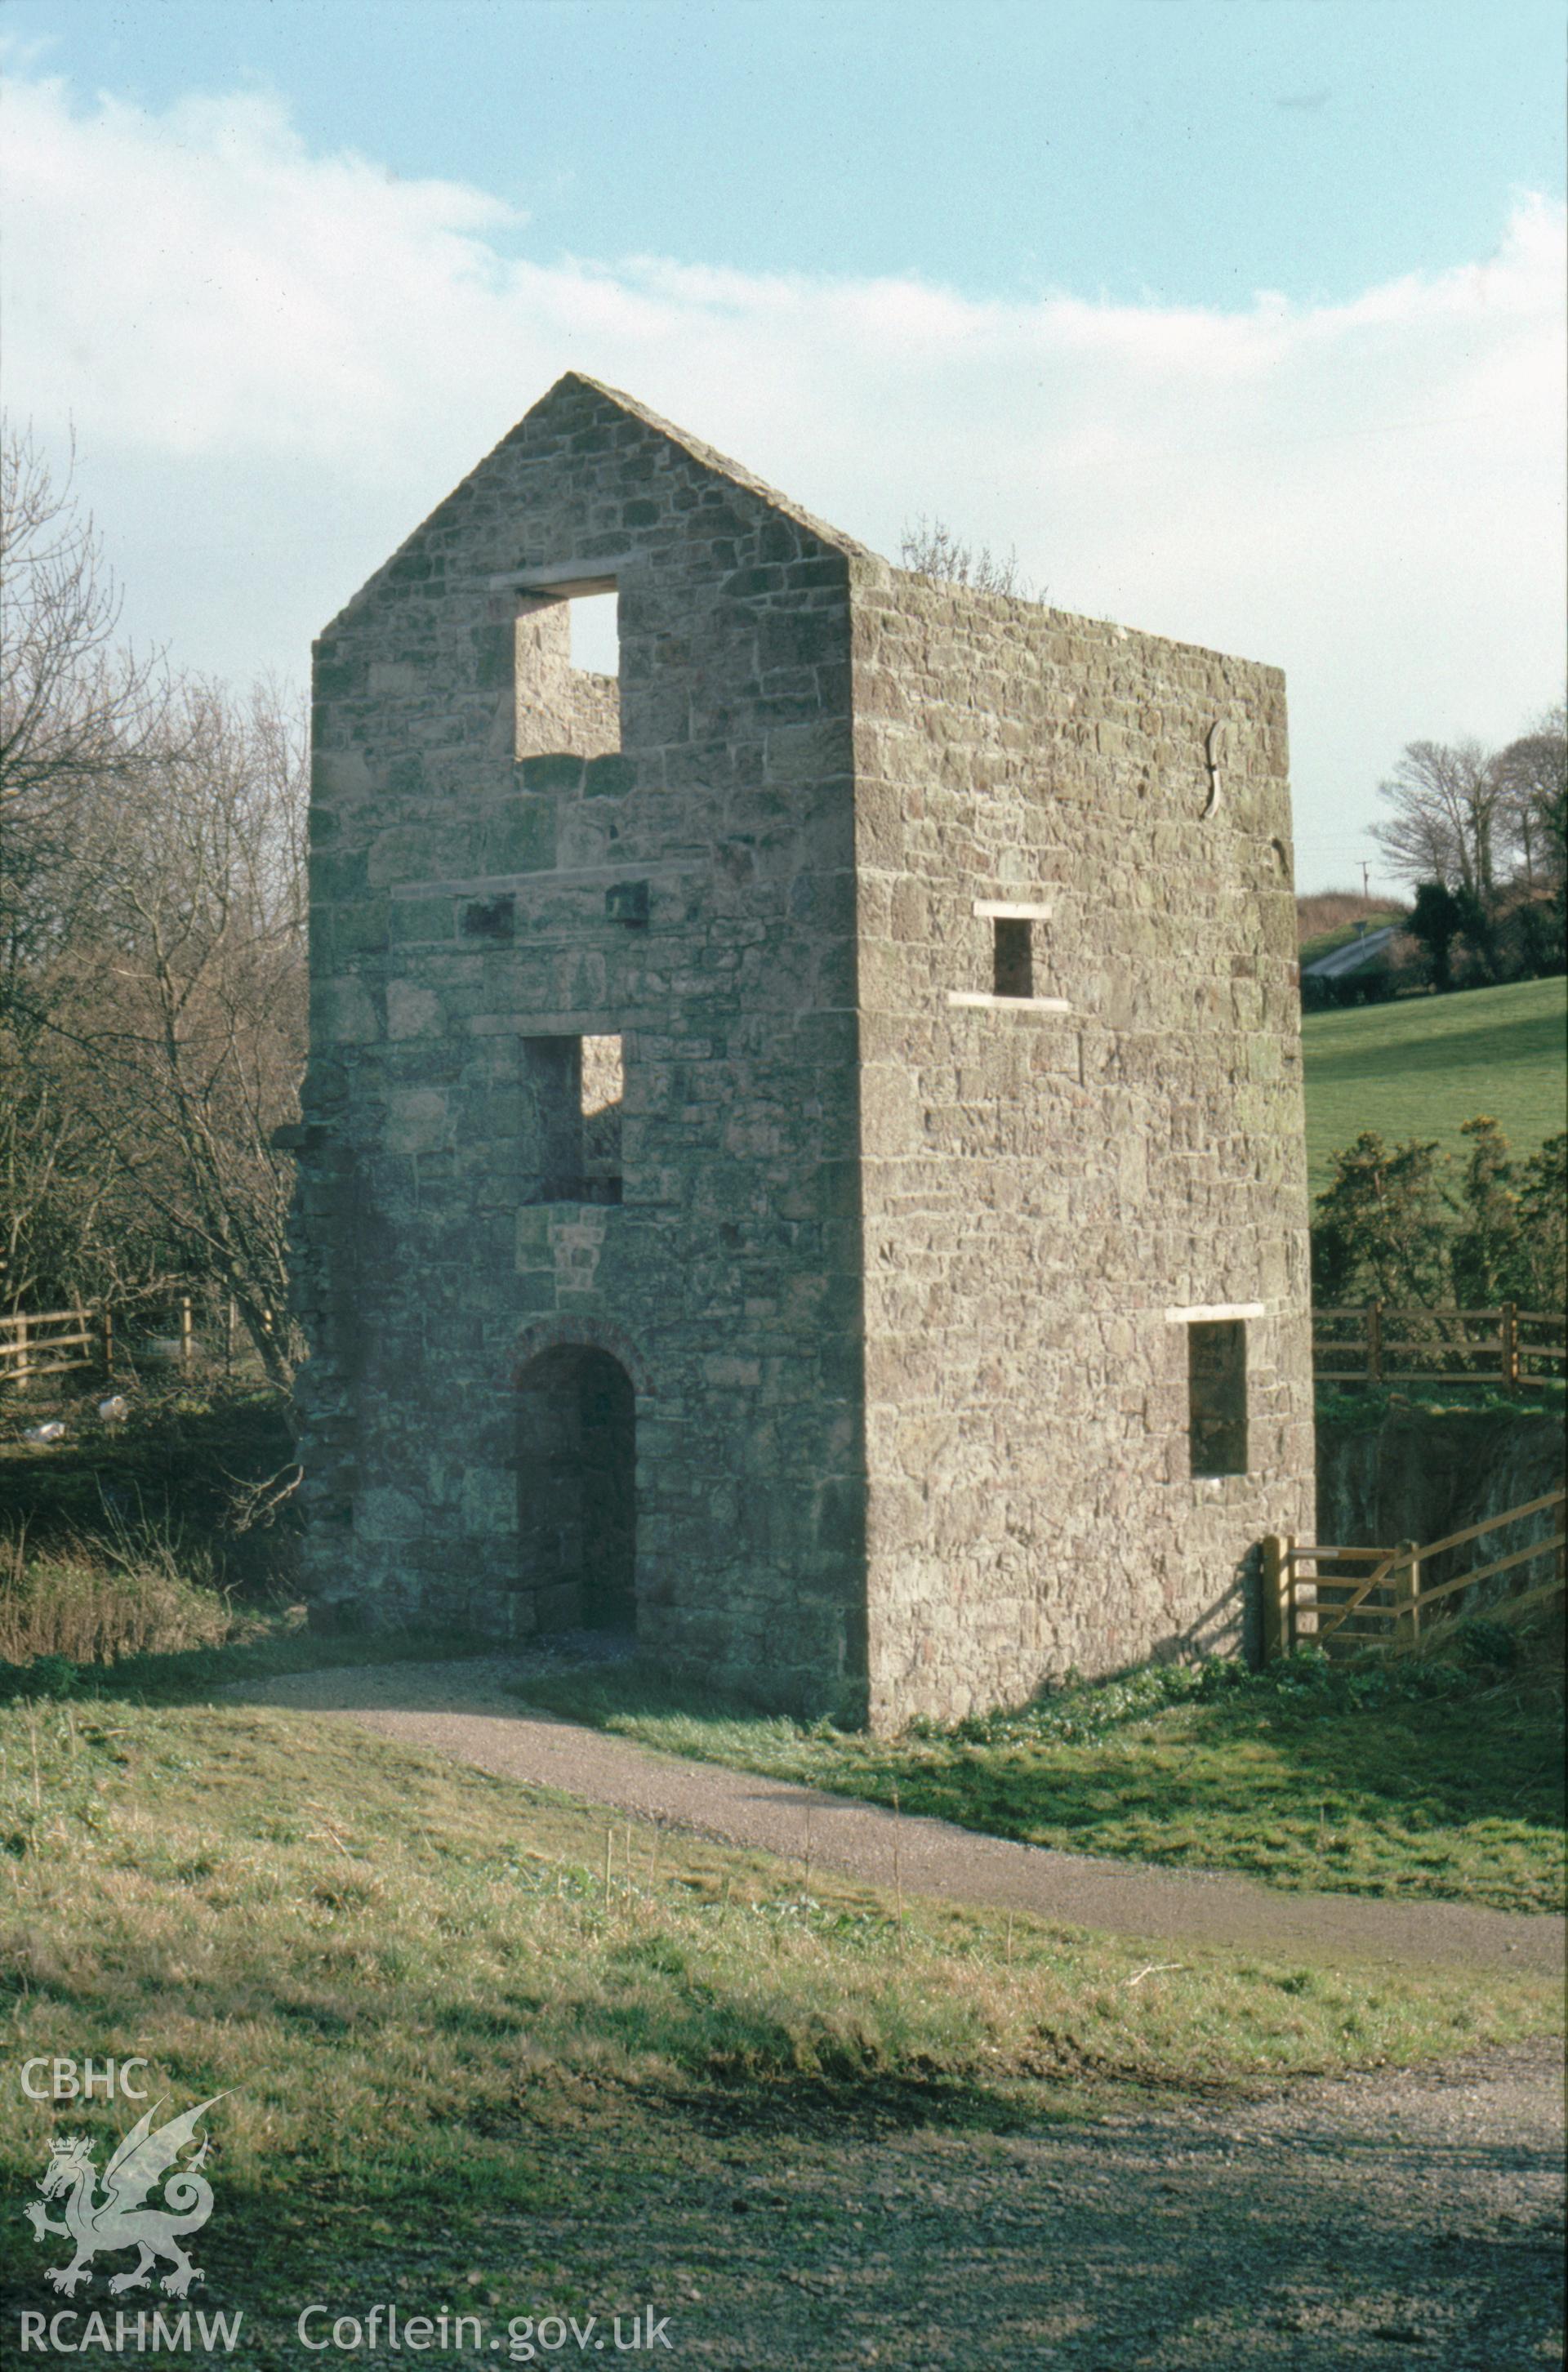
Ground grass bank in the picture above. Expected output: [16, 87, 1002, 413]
[1300, 973, 1567, 1197]
[12, 1694, 1535, 2108]
[504, 1649, 1566, 1918]
[0, 1384, 296, 1558]
[0, 1690, 1557, 2365]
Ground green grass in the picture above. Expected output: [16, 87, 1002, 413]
[503, 1650, 1567, 1917]
[1301, 974, 1567, 1199]
[0, 1692, 1557, 2365]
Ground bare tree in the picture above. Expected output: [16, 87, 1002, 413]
[1, 438, 309, 1376]
[1, 429, 174, 1309]
[1493, 704, 1566, 897]
[2, 691, 309, 1379]
[1370, 738, 1502, 901]
[899, 515, 1036, 600]
[62, 679, 309, 1393]
[0, 426, 168, 814]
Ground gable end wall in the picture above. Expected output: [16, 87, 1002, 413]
[293, 379, 871, 1712]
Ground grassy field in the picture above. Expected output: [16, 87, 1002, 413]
[503, 1648, 1567, 1917]
[1, 1688, 1558, 2366]
[1301, 974, 1567, 1198]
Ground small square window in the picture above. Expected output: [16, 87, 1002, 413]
[1187, 1320, 1248, 1477]
[462, 894, 514, 941]
[993, 916, 1033, 998]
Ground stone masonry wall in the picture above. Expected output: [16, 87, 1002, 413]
[295, 375, 873, 1713]
[295, 372, 1316, 1731]
[848, 567, 1316, 1727]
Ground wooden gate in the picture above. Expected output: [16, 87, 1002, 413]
[1263, 1489, 1566, 1659]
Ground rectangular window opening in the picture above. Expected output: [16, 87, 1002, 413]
[993, 916, 1034, 999]
[521, 1033, 623, 1206]
[514, 586, 621, 762]
[1187, 1319, 1249, 1478]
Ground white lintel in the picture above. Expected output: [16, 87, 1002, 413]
[947, 992, 1073, 1014]
[487, 555, 636, 599]
[1164, 1301, 1267, 1324]
[972, 900, 1054, 921]
[393, 861, 691, 898]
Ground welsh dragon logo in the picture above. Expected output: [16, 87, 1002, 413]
[24, 2094, 227, 2298]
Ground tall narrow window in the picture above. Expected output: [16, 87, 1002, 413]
[992, 916, 1033, 999]
[1187, 1320, 1248, 1477]
[520, 1034, 623, 1205]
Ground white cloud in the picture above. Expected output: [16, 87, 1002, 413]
[2, 66, 1562, 890]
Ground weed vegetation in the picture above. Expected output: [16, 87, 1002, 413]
[0, 1523, 256, 1667]
[1314, 1382, 1565, 1431]
[507, 1644, 1566, 1917]
[0, 1380, 303, 1673]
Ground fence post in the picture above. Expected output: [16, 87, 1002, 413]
[99, 1308, 114, 1379]
[14, 1313, 28, 1393]
[1501, 1302, 1519, 1393]
[1395, 1538, 1420, 1649]
[1367, 1300, 1383, 1386]
[179, 1295, 194, 1368]
[1262, 1535, 1290, 1664]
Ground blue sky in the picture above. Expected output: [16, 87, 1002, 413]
[8, 0, 1561, 305]
[2, 0, 1563, 889]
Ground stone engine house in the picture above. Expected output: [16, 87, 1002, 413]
[294, 372, 1315, 1728]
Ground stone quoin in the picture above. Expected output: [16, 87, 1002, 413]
[292, 372, 1315, 1728]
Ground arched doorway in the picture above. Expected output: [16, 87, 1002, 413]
[515, 1344, 636, 1633]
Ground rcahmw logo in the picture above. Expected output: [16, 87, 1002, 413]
[19, 2059, 239, 2347]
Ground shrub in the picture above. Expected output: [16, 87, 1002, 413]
[0, 1652, 77, 1703]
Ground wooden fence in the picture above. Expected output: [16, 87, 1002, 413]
[1263, 1488, 1566, 1661]
[0, 1307, 112, 1385]
[1312, 1303, 1566, 1391]
[0, 1300, 196, 1387]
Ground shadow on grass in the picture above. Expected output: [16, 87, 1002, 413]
[0, 1625, 501, 1708]
[1308, 1005, 1568, 1086]
[0, 1916, 1083, 2151]
[503, 1656, 1566, 1908]
[3, 2053, 1564, 2372]
[0, 1389, 296, 1539]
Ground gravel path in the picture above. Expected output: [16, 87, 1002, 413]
[229, 1656, 1566, 1976]
[223, 1656, 1566, 2366]
[501, 2044, 1566, 2369]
